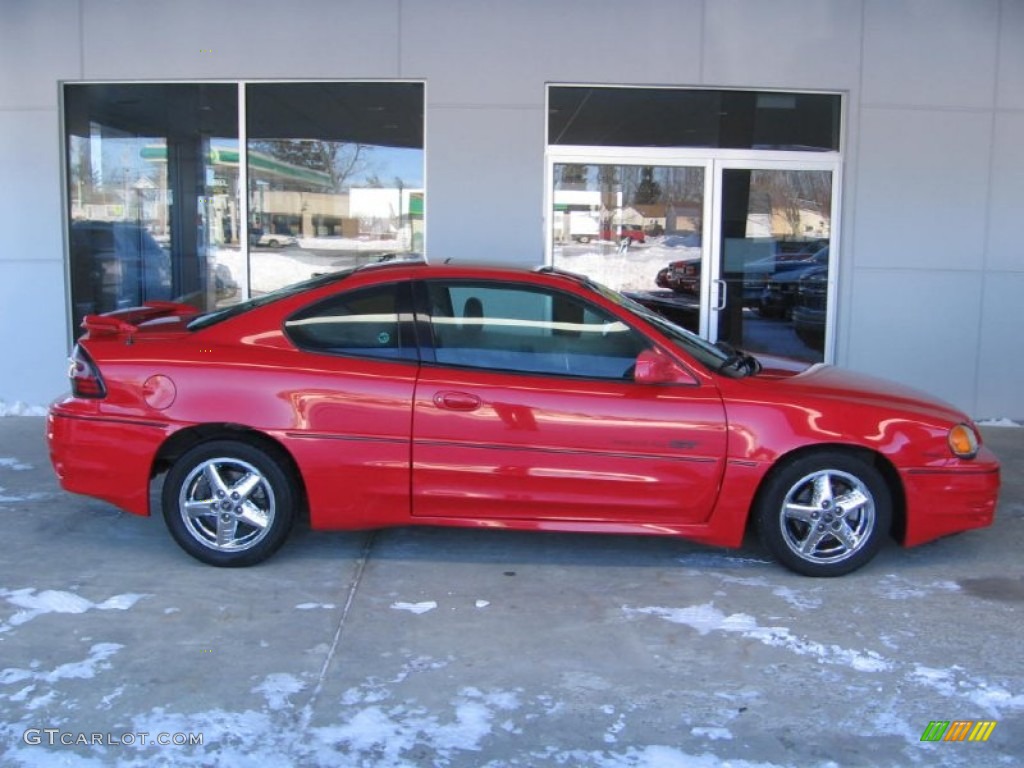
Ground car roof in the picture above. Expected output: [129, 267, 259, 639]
[349, 257, 590, 286]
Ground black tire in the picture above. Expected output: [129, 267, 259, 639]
[162, 439, 296, 567]
[756, 451, 891, 577]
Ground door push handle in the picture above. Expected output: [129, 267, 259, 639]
[712, 278, 727, 311]
[433, 391, 482, 411]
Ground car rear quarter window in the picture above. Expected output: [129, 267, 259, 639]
[284, 284, 416, 361]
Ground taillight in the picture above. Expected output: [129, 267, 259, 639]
[69, 345, 106, 398]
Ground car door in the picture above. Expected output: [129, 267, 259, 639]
[279, 281, 419, 528]
[411, 278, 728, 524]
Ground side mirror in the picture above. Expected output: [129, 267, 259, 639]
[633, 348, 697, 385]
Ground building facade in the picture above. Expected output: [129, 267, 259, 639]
[1, 0, 1022, 419]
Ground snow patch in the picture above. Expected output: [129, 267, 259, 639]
[295, 602, 336, 610]
[1, 643, 123, 688]
[391, 600, 437, 615]
[976, 417, 1021, 427]
[875, 575, 960, 601]
[627, 603, 891, 672]
[254, 673, 306, 711]
[0, 488, 49, 503]
[550, 745, 798, 768]
[0, 588, 148, 633]
[677, 553, 773, 569]
[0, 457, 32, 471]
[691, 726, 733, 740]
[911, 664, 1024, 716]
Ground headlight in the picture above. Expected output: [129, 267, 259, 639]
[948, 423, 979, 459]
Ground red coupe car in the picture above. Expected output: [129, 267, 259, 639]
[47, 260, 1000, 576]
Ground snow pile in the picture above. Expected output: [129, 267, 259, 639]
[0, 401, 48, 417]
[977, 417, 1022, 427]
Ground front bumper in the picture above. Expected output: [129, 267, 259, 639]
[900, 447, 1001, 547]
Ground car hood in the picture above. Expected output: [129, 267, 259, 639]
[755, 360, 969, 423]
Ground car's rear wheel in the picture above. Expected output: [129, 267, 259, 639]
[162, 440, 295, 567]
[757, 451, 891, 577]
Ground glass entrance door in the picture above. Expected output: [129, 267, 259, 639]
[710, 165, 834, 362]
[548, 156, 839, 363]
[551, 161, 709, 334]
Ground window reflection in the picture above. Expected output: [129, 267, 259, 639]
[64, 83, 237, 334]
[63, 81, 424, 339]
[244, 82, 424, 296]
[552, 163, 706, 333]
[719, 169, 832, 363]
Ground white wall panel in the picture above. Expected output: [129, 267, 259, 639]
[863, 0, 999, 108]
[81, 0, 401, 79]
[998, 0, 1024, 109]
[0, 0, 81, 108]
[846, 269, 983, 414]
[425, 105, 544, 265]
[976, 272, 1024, 418]
[987, 112, 1024, 273]
[703, 0, 862, 90]
[0, 111, 65, 264]
[0, 261, 69, 404]
[853, 107, 992, 271]
[402, 0, 702, 105]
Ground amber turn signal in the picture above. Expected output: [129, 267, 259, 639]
[948, 423, 979, 459]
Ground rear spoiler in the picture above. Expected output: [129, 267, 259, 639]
[81, 301, 198, 339]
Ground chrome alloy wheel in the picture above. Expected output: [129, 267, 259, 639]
[778, 468, 875, 566]
[177, 456, 276, 552]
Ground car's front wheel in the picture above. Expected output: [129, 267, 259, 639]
[756, 451, 891, 577]
[162, 440, 296, 567]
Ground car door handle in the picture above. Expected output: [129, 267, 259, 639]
[433, 391, 482, 411]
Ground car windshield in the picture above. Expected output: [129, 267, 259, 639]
[187, 269, 355, 331]
[581, 279, 750, 375]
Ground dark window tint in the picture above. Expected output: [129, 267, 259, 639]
[549, 87, 840, 152]
[426, 282, 647, 380]
[285, 284, 414, 361]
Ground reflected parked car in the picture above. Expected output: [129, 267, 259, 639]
[69, 220, 172, 326]
[656, 258, 700, 293]
[759, 246, 830, 319]
[50, 261, 999, 577]
[256, 232, 298, 248]
[602, 226, 645, 245]
[658, 242, 829, 308]
[792, 265, 828, 350]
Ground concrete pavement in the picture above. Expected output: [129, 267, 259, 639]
[0, 415, 1021, 767]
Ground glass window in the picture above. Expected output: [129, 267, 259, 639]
[719, 168, 832, 363]
[64, 83, 238, 335]
[284, 284, 414, 360]
[63, 81, 425, 341]
[426, 282, 647, 380]
[246, 82, 424, 296]
[549, 87, 840, 152]
[552, 162, 705, 331]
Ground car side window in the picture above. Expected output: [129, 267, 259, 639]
[285, 284, 414, 361]
[426, 281, 647, 379]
